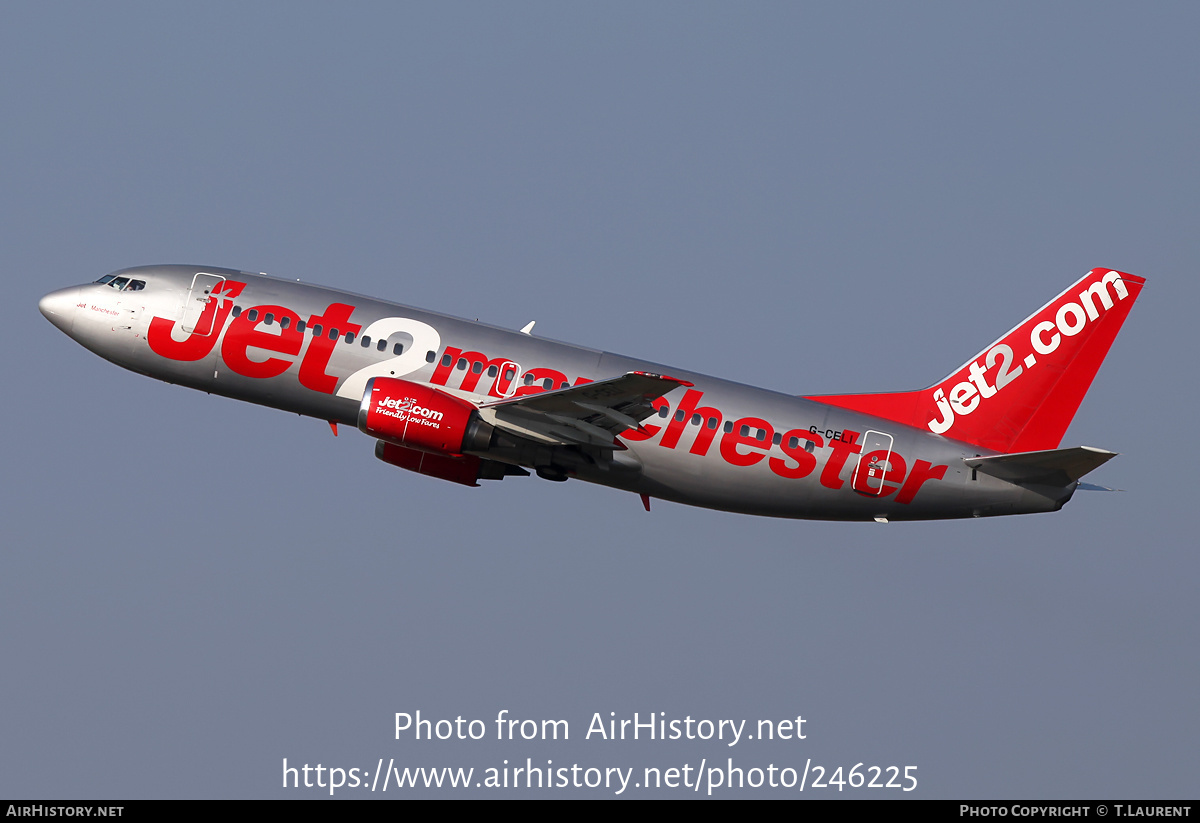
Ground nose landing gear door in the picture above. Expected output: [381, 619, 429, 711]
[180, 273, 227, 335]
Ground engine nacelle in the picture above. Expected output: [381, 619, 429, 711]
[375, 441, 482, 487]
[358, 377, 489, 455]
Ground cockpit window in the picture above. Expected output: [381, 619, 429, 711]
[95, 275, 146, 291]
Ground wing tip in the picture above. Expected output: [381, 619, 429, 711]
[631, 370, 695, 388]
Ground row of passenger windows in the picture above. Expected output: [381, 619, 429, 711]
[440, 355, 519, 382]
[654, 405, 817, 451]
[437, 353, 568, 389]
[228, 305, 436, 360]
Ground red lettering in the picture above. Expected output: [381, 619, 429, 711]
[147, 281, 245, 361]
[298, 303, 360, 394]
[819, 430, 861, 489]
[455, 352, 522, 397]
[769, 429, 822, 479]
[429, 346, 459, 386]
[219, 305, 302, 379]
[895, 459, 948, 504]
[659, 389, 723, 456]
[448, 350, 489, 391]
[719, 417, 773, 467]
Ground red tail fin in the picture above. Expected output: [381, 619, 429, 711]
[807, 268, 1146, 452]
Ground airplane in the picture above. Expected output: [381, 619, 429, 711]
[38, 265, 1144, 521]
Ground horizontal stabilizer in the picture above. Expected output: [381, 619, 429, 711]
[963, 446, 1117, 487]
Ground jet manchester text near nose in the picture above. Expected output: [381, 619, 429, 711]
[39, 266, 1144, 521]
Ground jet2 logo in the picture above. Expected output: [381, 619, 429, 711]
[374, 396, 445, 427]
[927, 271, 1132, 436]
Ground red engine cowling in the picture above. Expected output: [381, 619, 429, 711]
[375, 441, 482, 487]
[358, 378, 482, 455]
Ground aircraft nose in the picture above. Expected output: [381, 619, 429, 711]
[39, 287, 79, 333]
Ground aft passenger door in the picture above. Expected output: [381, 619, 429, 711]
[852, 429, 895, 496]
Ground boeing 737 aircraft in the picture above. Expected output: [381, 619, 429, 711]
[39, 266, 1144, 521]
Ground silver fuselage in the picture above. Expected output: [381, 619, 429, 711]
[40, 265, 1074, 521]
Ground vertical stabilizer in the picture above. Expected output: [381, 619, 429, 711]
[807, 268, 1146, 452]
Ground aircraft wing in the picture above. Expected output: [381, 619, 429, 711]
[476, 371, 693, 448]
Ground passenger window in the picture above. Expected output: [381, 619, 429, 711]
[280, 316, 290, 329]
[659, 406, 669, 419]
[457, 358, 467, 370]
[425, 350, 436, 363]
[756, 429, 766, 442]
[231, 306, 242, 318]
[329, 328, 338, 340]
[805, 440, 816, 454]
[441, 354, 451, 366]
[740, 425, 749, 437]
[691, 414, 701, 426]
[542, 378, 553, 390]
[296, 320, 306, 333]
[471, 361, 483, 374]
[675, 410, 686, 422]
[360, 335, 371, 348]
[707, 417, 718, 430]
[264, 313, 274, 325]
[391, 343, 402, 355]
[503, 368, 515, 381]
[488, 365, 498, 378]
[724, 421, 733, 433]
[560, 381, 569, 389]
[788, 436, 798, 449]
[311, 324, 322, 336]
[379, 340, 388, 352]
[773, 432, 781, 445]
[344, 331, 355, 344]
[524, 373, 535, 386]
[247, 309, 259, 322]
